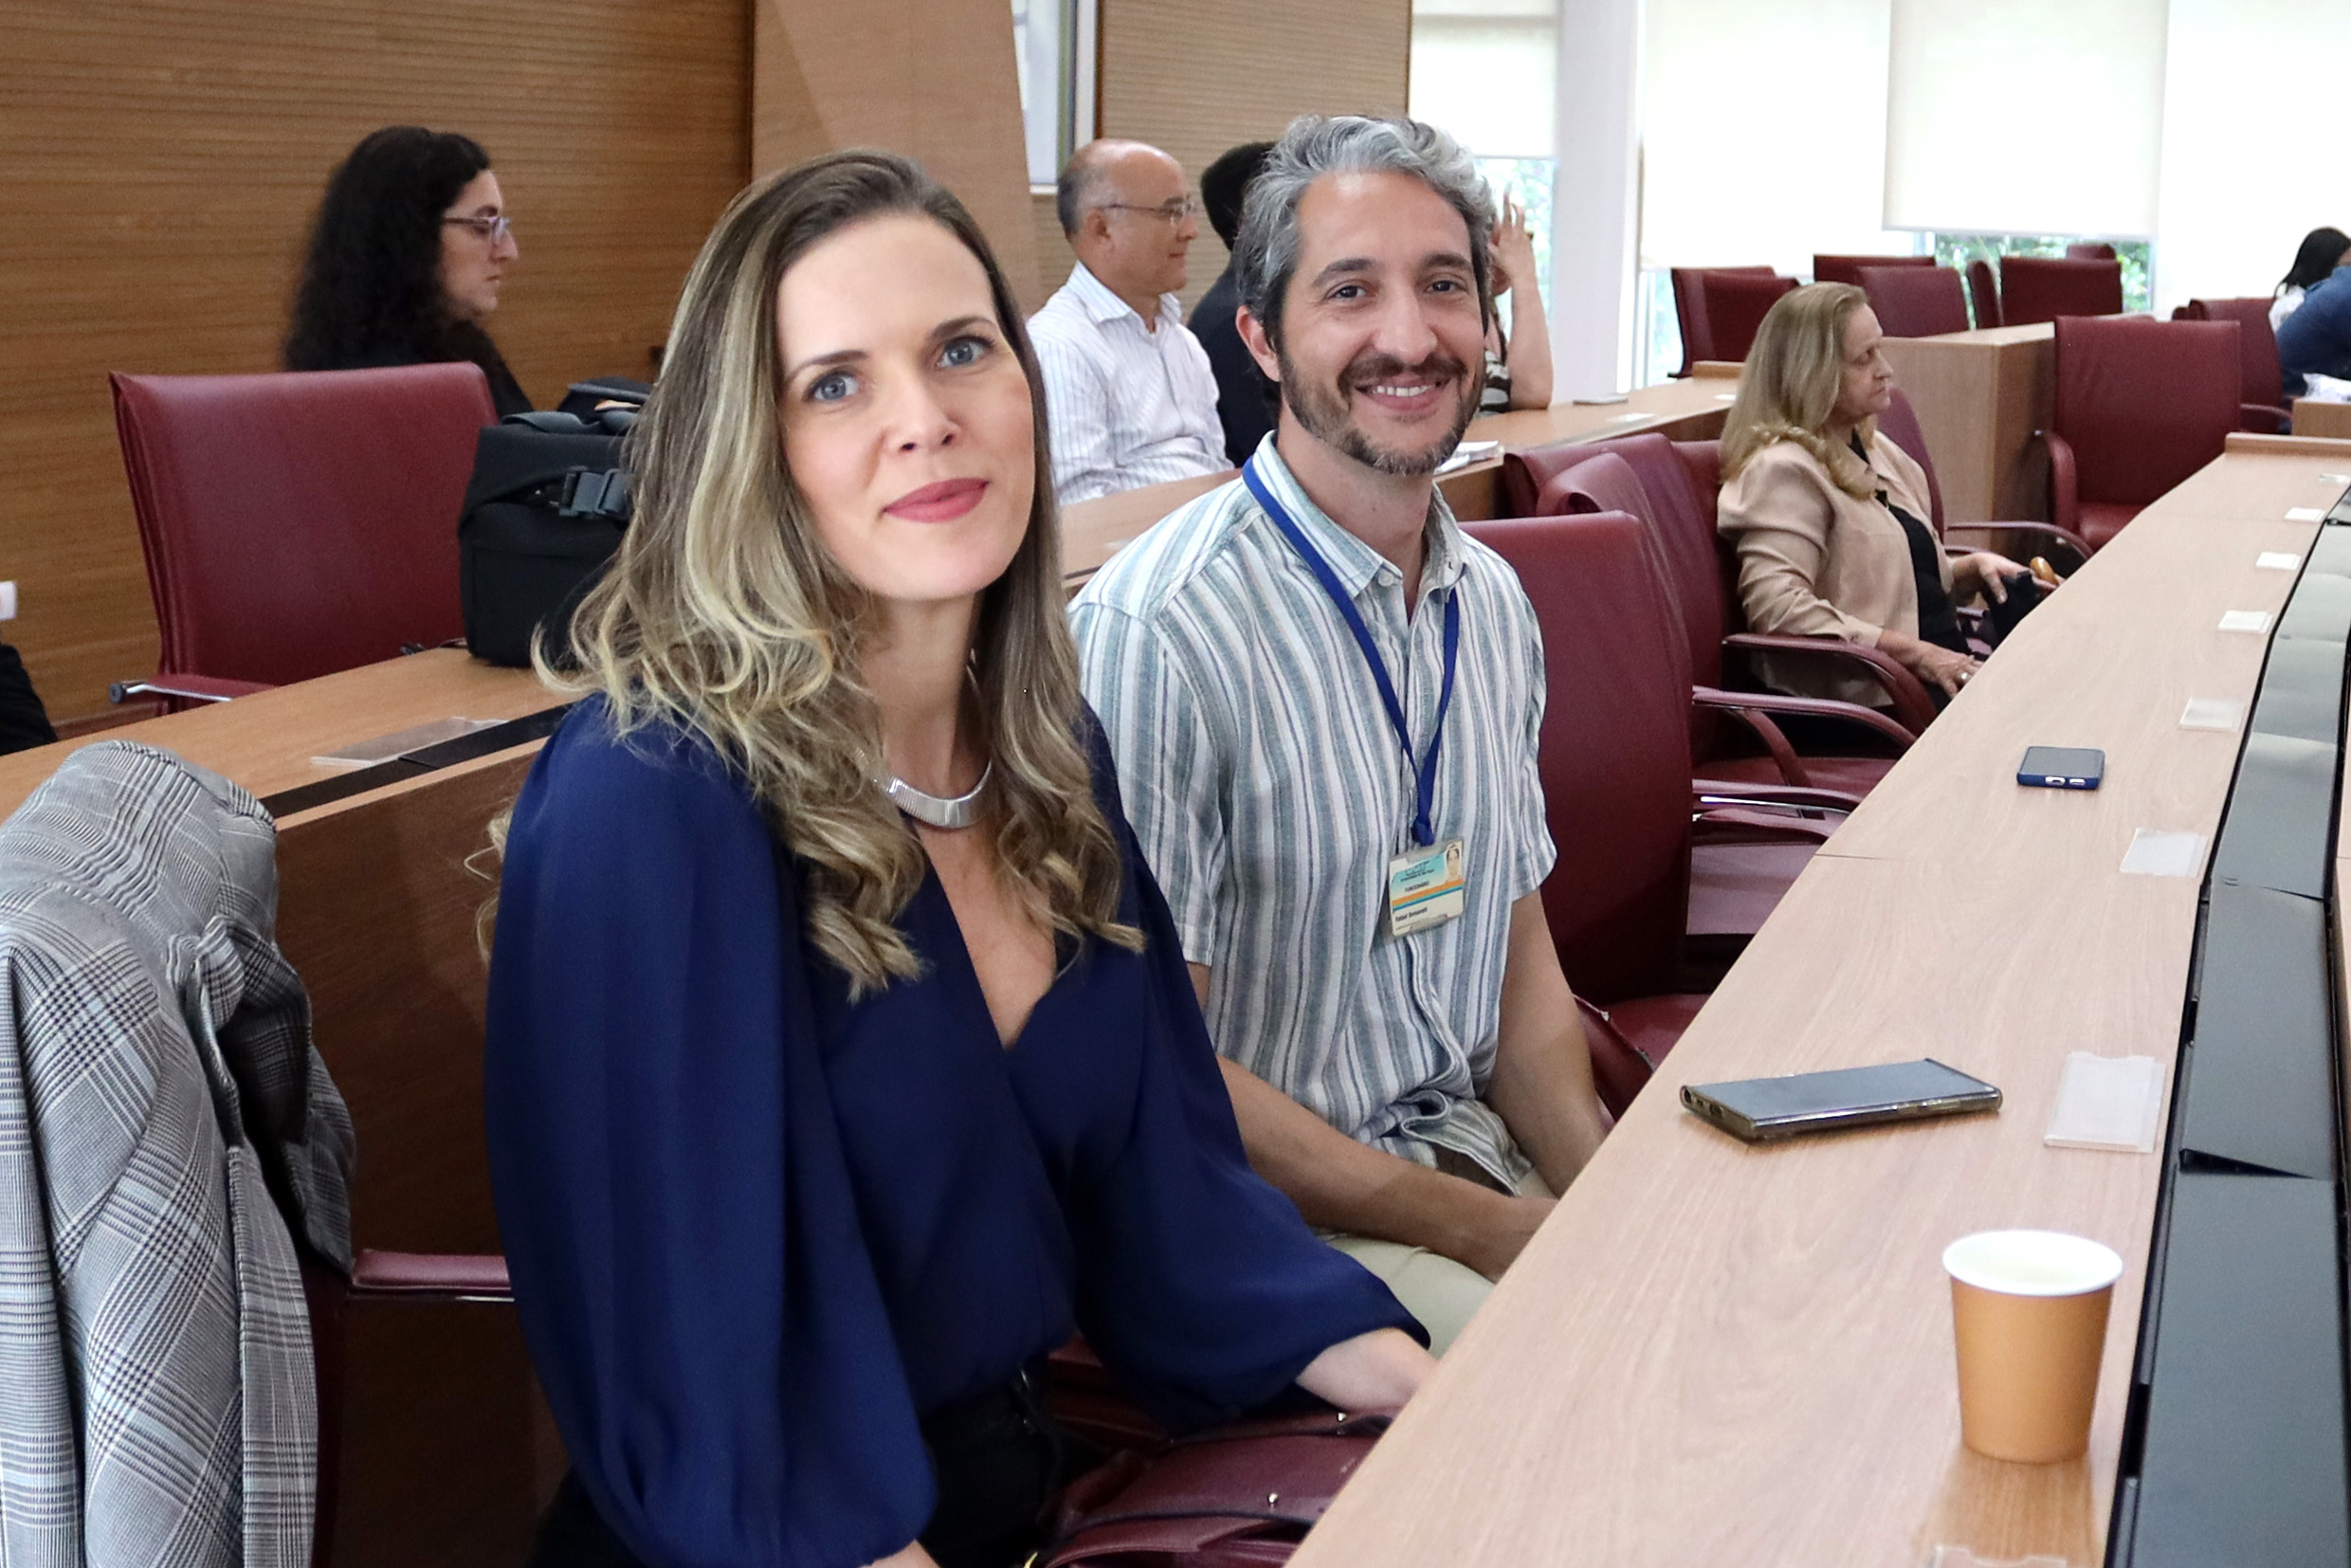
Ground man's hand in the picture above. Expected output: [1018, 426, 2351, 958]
[1195, 962, 1557, 1278]
[1458, 1194, 1556, 1282]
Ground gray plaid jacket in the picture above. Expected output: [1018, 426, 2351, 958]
[0, 741, 355, 1567]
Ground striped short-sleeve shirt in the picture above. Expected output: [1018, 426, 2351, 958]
[1069, 437, 1556, 1187]
[1028, 264, 1229, 505]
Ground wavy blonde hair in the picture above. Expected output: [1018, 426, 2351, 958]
[537, 151, 1138, 994]
[1720, 282, 1877, 500]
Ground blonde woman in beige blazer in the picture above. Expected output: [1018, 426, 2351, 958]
[1718, 283, 2028, 706]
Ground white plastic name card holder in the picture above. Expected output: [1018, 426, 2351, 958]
[2257, 552, 2303, 570]
[2120, 829, 2206, 878]
[313, 716, 502, 769]
[2179, 697, 2243, 732]
[2045, 1053, 2164, 1154]
[2285, 507, 2328, 522]
[2216, 610, 2272, 633]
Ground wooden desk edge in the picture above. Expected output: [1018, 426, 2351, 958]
[2226, 431, 2351, 458]
[275, 738, 550, 833]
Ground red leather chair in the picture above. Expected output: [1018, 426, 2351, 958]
[1861, 265, 1971, 337]
[1967, 258, 2002, 329]
[1504, 434, 1930, 798]
[1813, 254, 1935, 288]
[2172, 297, 2293, 433]
[109, 363, 497, 705]
[305, 1250, 514, 1566]
[2047, 317, 2242, 551]
[1874, 387, 2091, 570]
[2066, 242, 2119, 261]
[1668, 266, 1780, 374]
[1467, 510, 1832, 1099]
[1698, 272, 1797, 367]
[1998, 256, 2123, 327]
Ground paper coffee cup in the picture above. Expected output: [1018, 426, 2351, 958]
[1942, 1230, 2123, 1463]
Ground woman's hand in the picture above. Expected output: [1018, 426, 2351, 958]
[1952, 550, 2031, 603]
[1489, 194, 1539, 298]
[1878, 627, 1980, 698]
[1296, 1326, 1438, 1411]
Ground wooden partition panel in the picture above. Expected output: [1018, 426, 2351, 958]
[275, 744, 551, 1565]
[1096, 0, 1411, 311]
[754, 0, 1042, 311]
[0, 3, 748, 725]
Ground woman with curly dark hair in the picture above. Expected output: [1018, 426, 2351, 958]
[283, 125, 532, 415]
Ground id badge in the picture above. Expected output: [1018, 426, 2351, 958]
[1388, 838, 1467, 939]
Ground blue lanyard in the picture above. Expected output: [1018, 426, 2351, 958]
[1244, 456, 1461, 848]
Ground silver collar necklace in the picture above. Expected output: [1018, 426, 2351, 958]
[883, 761, 992, 830]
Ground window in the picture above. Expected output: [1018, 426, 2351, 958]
[1012, 0, 1096, 188]
[1410, 0, 1558, 319]
[1927, 235, 2154, 320]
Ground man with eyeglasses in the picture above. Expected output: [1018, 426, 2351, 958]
[1029, 139, 1228, 504]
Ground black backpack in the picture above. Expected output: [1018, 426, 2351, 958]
[458, 409, 633, 667]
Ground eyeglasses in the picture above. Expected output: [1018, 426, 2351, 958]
[1098, 196, 1201, 226]
[444, 214, 514, 245]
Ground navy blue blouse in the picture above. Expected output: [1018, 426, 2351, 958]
[483, 698, 1415, 1568]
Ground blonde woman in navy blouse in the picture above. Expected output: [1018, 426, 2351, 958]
[483, 153, 1430, 1568]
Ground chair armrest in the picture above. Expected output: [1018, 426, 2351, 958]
[1692, 804, 1841, 846]
[109, 674, 274, 705]
[1702, 656, 1933, 740]
[2044, 429, 2079, 538]
[2242, 402, 2293, 435]
[1942, 521, 2093, 571]
[1694, 781, 1866, 813]
[348, 1248, 513, 1304]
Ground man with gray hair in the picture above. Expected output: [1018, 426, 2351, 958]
[1029, 138, 1227, 503]
[1069, 116, 1609, 1353]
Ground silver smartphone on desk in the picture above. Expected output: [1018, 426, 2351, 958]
[1682, 1058, 2001, 1143]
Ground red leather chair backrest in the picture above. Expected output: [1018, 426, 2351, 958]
[2052, 317, 2241, 507]
[1998, 256, 2123, 327]
[1541, 449, 1657, 521]
[2186, 297, 2286, 409]
[1871, 386, 1946, 531]
[2066, 243, 2119, 261]
[1813, 254, 1934, 288]
[110, 363, 495, 687]
[1464, 511, 1689, 1002]
[1669, 265, 1776, 374]
[1701, 272, 1798, 365]
[1860, 265, 1970, 338]
[1967, 258, 2002, 329]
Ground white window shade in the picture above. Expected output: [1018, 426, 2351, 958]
[1884, 0, 2167, 238]
[1411, 11, 1558, 159]
[2154, 0, 2351, 313]
[1640, 0, 1906, 272]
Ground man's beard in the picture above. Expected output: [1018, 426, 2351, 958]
[1275, 341, 1480, 477]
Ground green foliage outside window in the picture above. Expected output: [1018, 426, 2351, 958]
[1926, 233, 2152, 322]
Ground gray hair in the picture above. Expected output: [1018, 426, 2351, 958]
[1232, 115, 1496, 348]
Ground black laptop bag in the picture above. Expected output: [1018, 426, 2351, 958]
[458, 410, 634, 668]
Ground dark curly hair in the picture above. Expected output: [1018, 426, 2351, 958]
[283, 126, 506, 374]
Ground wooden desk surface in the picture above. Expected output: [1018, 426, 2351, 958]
[0, 649, 555, 820]
[1057, 372, 1740, 585]
[1291, 444, 2350, 1568]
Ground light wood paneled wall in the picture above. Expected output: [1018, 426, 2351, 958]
[754, 0, 1044, 311]
[1096, 0, 1412, 312]
[0, 2, 749, 725]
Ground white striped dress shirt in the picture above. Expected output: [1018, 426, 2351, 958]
[1069, 438, 1556, 1187]
[1029, 264, 1229, 504]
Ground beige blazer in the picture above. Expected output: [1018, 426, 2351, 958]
[1716, 430, 1950, 706]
